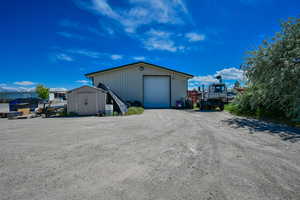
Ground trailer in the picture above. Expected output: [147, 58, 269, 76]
[9, 98, 41, 112]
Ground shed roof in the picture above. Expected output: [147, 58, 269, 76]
[67, 85, 107, 94]
[85, 61, 194, 78]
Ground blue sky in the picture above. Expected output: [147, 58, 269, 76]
[0, 0, 299, 91]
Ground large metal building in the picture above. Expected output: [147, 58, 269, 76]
[85, 62, 193, 108]
[67, 86, 107, 115]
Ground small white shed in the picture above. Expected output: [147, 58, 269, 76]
[67, 86, 107, 115]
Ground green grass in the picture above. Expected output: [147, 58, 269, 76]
[126, 107, 144, 115]
[224, 103, 241, 115]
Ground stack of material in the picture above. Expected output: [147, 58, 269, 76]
[17, 108, 30, 116]
[1, 105, 35, 119]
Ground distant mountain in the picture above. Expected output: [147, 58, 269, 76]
[0, 87, 68, 93]
[0, 86, 35, 92]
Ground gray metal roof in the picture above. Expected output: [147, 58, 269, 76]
[85, 61, 194, 78]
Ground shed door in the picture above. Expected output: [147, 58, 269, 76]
[78, 92, 97, 115]
[143, 76, 170, 108]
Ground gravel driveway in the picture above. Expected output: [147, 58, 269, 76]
[0, 110, 300, 200]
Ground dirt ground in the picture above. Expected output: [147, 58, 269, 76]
[0, 110, 300, 200]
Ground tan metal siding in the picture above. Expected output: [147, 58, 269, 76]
[171, 74, 188, 105]
[93, 63, 189, 107]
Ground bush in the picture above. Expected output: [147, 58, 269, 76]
[126, 107, 144, 115]
[224, 103, 241, 115]
[231, 17, 300, 125]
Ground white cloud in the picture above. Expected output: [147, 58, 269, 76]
[74, 1, 201, 53]
[0, 86, 35, 92]
[55, 48, 125, 61]
[111, 54, 123, 60]
[14, 81, 35, 86]
[188, 67, 245, 89]
[215, 67, 244, 80]
[54, 53, 74, 62]
[189, 75, 218, 87]
[0, 83, 7, 87]
[185, 32, 205, 42]
[66, 49, 102, 58]
[76, 80, 89, 84]
[142, 29, 185, 52]
[91, 0, 120, 19]
[133, 56, 146, 61]
[192, 75, 217, 83]
[127, 0, 189, 26]
[59, 19, 107, 37]
[147, 29, 172, 38]
[144, 37, 178, 52]
[76, 0, 190, 33]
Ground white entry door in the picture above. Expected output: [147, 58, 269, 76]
[143, 76, 170, 108]
[78, 93, 97, 115]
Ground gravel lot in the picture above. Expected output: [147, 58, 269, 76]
[0, 110, 300, 200]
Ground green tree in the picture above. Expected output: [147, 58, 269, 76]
[234, 81, 241, 89]
[234, 17, 300, 122]
[36, 85, 49, 100]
